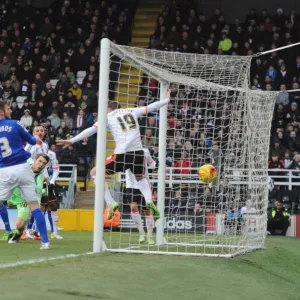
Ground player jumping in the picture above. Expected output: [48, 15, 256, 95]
[0, 100, 50, 249]
[7, 153, 49, 243]
[57, 90, 170, 220]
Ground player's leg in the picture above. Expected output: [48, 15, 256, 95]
[135, 188, 155, 245]
[95, 155, 122, 219]
[0, 203, 12, 240]
[91, 166, 118, 207]
[48, 201, 63, 239]
[144, 209, 155, 245]
[19, 163, 50, 249]
[47, 210, 54, 234]
[127, 188, 146, 243]
[8, 205, 30, 244]
[25, 195, 47, 240]
[0, 166, 16, 241]
[130, 151, 160, 220]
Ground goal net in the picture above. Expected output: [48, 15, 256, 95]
[95, 39, 278, 257]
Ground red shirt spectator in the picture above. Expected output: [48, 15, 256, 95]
[174, 158, 192, 174]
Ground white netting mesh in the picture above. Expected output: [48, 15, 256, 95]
[103, 41, 278, 257]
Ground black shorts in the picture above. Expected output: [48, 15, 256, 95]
[106, 150, 144, 176]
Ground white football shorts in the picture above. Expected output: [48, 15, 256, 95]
[0, 163, 38, 203]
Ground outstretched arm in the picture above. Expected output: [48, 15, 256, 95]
[70, 126, 98, 144]
[132, 90, 170, 117]
[56, 124, 98, 146]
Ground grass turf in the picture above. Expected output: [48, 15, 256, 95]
[0, 231, 300, 300]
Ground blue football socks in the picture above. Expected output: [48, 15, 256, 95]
[32, 208, 49, 243]
[0, 204, 12, 233]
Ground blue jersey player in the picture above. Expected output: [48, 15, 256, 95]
[0, 100, 50, 249]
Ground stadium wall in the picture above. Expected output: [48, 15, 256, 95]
[56, 209, 300, 237]
[1, 209, 299, 237]
[195, 0, 298, 21]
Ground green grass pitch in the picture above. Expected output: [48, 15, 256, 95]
[0, 231, 300, 300]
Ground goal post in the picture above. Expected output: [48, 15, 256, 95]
[156, 82, 168, 246]
[93, 38, 110, 253]
[94, 38, 279, 257]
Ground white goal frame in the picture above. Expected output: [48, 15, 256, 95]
[92, 38, 292, 257]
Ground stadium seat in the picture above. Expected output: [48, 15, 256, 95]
[50, 79, 58, 88]
[16, 96, 27, 108]
[76, 71, 86, 80]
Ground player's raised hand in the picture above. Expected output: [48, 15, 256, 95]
[167, 89, 171, 99]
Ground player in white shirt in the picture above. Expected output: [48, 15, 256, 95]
[24, 124, 63, 240]
[57, 90, 170, 220]
[126, 148, 157, 244]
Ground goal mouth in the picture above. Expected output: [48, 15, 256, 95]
[93, 39, 278, 257]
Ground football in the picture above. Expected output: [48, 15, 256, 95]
[198, 164, 217, 183]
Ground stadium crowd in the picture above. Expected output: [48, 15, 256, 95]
[149, 3, 300, 184]
[141, 1, 300, 215]
[0, 0, 300, 214]
[0, 0, 137, 168]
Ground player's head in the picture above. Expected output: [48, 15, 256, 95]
[33, 153, 49, 173]
[33, 124, 45, 140]
[0, 100, 12, 119]
[108, 101, 121, 112]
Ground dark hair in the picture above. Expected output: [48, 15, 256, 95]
[108, 101, 121, 110]
[35, 153, 49, 163]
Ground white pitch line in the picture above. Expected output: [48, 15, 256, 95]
[0, 252, 94, 269]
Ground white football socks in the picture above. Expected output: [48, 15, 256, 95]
[146, 215, 154, 238]
[131, 211, 145, 236]
[51, 211, 59, 235]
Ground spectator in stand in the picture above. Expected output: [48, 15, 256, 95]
[142, 129, 157, 150]
[270, 138, 287, 158]
[20, 109, 33, 130]
[73, 110, 87, 135]
[45, 119, 57, 142]
[59, 145, 78, 165]
[63, 98, 77, 119]
[174, 153, 192, 175]
[286, 102, 300, 126]
[0, 56, 11, 81]
[62, 112, 74, 130]
[77, 137, 96, 165]
[11, 102, 20, 120]
[47, 110, 61, 129]
[27, 83, 40, 103]
[283, 152, 293, 169]
[288, 131, 300, 153]
[266, 65, 277, 82]
[277, 84, 290, 107]
[267, 201, 289, 236]
[55, 73, 71, 96]
[268, 152, 284, 179]
[69, 81, 82, 101]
